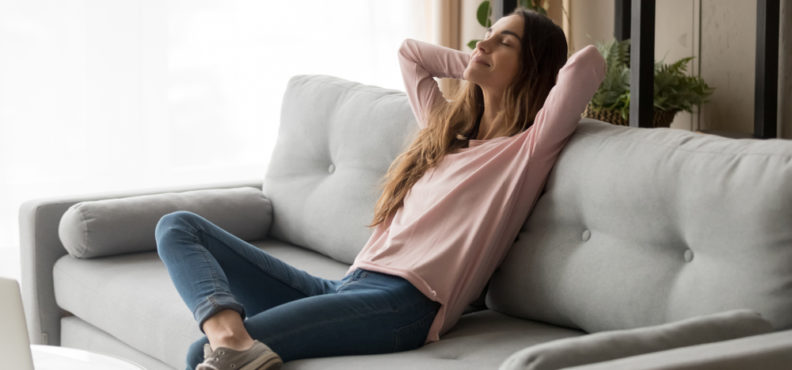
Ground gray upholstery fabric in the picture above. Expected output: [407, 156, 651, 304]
[499, 309, 773, 370]
[264, 75, 420, 264]
[61, 317, 169, 370]
[19, 198, 78, 346]
[282, 310, 583, 370]
[53, 237, 583, 370]
[487, 120, 792, 332]
[19, 180, 260, 346]
[565, 329, 792, 370]
[60, 310, 583, 370]
[54, 251, 203, 368]
[52, 238, 349, 369]
[58, 187, 271, 259]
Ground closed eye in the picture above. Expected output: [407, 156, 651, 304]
[484, 28, 518, 47]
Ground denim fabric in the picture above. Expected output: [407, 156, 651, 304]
[155, 211, 440, 370]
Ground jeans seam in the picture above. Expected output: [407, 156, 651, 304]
[196, 226, 323, 297]
[261, 304, 399, 345]
[336, 270, 365, 291]
[392, 308, 436, 352]
[194, 233, 231, 326]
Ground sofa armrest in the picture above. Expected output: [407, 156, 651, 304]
[563, 329, 792, 370]
[19, 180, 262, 346]
[499, 309, 772, 370]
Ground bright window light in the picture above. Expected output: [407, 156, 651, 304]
[0, 0, 432, 280]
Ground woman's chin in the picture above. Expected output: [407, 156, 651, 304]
[463, 71, 484, 86]
[466, 76, 488, 89]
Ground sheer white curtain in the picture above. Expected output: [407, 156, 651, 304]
[0, 0, 432, 279]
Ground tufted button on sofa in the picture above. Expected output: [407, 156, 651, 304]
[20, 75, 792, 369]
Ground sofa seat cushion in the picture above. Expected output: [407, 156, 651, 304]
[53, 238, 350, 369]
[283, 310, 584, 370]
[53, 236, 584, 369]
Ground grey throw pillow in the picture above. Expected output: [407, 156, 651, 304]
[59, 187, 272, 258]
[499, 309, 772, 370]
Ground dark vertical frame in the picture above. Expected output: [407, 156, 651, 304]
[629, 0, 655, 128]
[614, 0, 631, 40]
[754, 0, 779, 138]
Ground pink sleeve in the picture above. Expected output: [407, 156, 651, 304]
[398, 39, 471, 129]
[527, 45, 606, 159]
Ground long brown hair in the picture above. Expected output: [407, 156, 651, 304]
[367, 8, 568, 228]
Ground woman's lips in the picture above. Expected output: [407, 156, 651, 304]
[472, 55, 491, 67]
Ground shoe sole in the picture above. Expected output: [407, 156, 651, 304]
[196, 352, 282, 370]
[240, 352, 282, 370]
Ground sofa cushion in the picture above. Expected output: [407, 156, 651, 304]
[487, 119, 792, 332]
[53, 238, 350, 369]
[283, 310, 583, 370]
[58, 187, 271, 258]
[563, 329, 792, 370]
[264, 75, 420, 264]
[61, 317, 172, 370]
[54, 237, 584, 370]
[498, 309, 772, 370]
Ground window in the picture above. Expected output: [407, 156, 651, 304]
[0, 0, 431, 280]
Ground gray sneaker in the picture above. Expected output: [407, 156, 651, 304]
[196, 340, 283, 370]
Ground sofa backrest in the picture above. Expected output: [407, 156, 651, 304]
[486, 119, 792, 332]
[263, 75, 419, 264]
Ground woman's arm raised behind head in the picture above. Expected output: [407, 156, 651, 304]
[527, 45, 606, 160]
[398, 39, 471, 129]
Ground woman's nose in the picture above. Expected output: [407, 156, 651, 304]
[476, 39, 490, 54]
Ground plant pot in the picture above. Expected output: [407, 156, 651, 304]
[584, 105, 678, 128]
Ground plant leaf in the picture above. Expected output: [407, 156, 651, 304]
[477, 1, 492, 28]
[590, 38, 715, 115]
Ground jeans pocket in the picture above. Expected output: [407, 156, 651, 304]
[392, 307, 438, 352]
[336, 269, 366, 291]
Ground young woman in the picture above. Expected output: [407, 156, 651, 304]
[156, 8, 605, 370]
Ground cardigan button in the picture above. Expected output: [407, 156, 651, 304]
[328, 163, 336, 173]
[581, 229, 591, 241]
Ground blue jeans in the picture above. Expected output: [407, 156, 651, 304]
[155, 211, 440, 370]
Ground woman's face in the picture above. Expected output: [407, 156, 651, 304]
[463, 14, 524, 93]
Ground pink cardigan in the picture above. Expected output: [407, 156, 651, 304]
[347, 39, 606, 343]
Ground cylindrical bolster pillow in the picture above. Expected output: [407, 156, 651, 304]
[58, 187, 272, 258]
[499, 309, 773, 370]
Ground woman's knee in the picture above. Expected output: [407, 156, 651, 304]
[155, 211, 202, 254]
[158, 210, 201, 230]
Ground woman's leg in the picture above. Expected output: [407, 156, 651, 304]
[154, 211, 345, 365]
[187, 269, 441, 367]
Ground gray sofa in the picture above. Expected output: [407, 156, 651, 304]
[20, 74, 792, 370]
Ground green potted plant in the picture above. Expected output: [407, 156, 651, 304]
[585, 39, 715, 127]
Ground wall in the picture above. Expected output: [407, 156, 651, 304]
[698, 0, 756, 135]
[459, 0, 488, 51]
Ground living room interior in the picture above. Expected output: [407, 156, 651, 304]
[1, 0, 791, 369]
